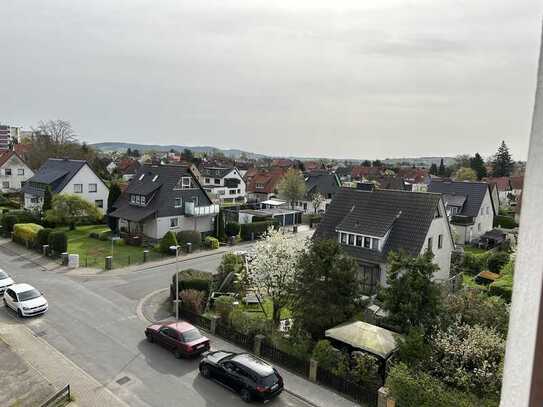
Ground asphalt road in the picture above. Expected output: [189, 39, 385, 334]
[0, 245, 311, 407]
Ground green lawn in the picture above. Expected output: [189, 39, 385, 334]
[240, 297, 292, 320]
[59, 225, 167, 268]
[463, 246, 488, 255]
[462, 273, 487, 290]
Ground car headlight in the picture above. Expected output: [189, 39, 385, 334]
[22, 306, 30, 310]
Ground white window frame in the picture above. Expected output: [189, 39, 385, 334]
[88, 183, 97, 193]
[4, 168, 11, 176]
[170, 217, 178, 228]
[438, 234, 443, 249]
[174, 197, 182, 208]
[17, 168, 24, 176]
[95, 199, 103, 208]
[74, 184, 83, 193]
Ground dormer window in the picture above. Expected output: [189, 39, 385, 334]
[256, 183, 264, 189]
[130, 194, 147, 206]
[337, 230, 381, 251]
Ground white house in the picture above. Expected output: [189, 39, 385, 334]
[198, 166, 246, 204]
[293, 171, 341, 214]
[428, 180, 495, 244]
[314, 186, 455, 294]
[21, 158, 109, 212]
[0, 151, 34, 192]
[109, 164, 219, 240]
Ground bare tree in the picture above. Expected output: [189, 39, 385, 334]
[310, 192, 325, 214]
[35, 120, 77, 145]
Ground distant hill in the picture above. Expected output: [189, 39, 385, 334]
[91, 142, 268, 159]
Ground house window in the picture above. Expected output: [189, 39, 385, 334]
[181, 177, 192, 189]
[256, 183, 264, 189]
[4, 169, 11, 176]
[174, 197, 182, 208]
[130, 195, 137, 204]
[17, 168, 24, 176]
[348, 234, 354, 245]
[170, 218, 178, 228]
[237, 189, 241, 193]
[205, 178, 210, 184]
[214, 178, 221, 185]
[140, 195, 146, 205]
[303, 203, 307, 210]
[229, 189, 236, 194]
[371, 238, 379, 250]
[192, 196, 199, 206]
[428, 237, 433, 252]
[30, 196, 39, 203]
[95, 200, 103, 208]
[478, 223, 481, 232]
[74, 184, 83, 193]
[88, 183, 97, 193]
[486, 206, 490, 215]
[356, 235, 363, 247]
[135, 195, 141, 204]
[438, 234, 443, 249]
[2, 181, 9, 189]
[340, 233, 347, 244]
[364, 237, 371, 248]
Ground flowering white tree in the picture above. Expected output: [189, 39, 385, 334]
[249, 228, 306, 327]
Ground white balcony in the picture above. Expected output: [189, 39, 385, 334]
[185, 202, 220, 217]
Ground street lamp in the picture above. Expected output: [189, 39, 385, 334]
[170, 245, 181, 320]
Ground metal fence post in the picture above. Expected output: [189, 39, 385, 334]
[210, 315, 220, 334]
[254, 334, 265, 356]
[309, 358, 318, 382]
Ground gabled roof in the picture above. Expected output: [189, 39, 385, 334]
[428, 180, 490, 218]
[484, 177, 511, 191]
[305, 172, 341, 197]
[0, 150, 29, 169]
[510, 176, 524, 190]
[246, 169, 286, 194]
[199, 167, 234, 179]
[21, 158, 87, 195]
[351, 166, 381, 179]
[110, 164, 212, 221]
[314, 188, 442, 262]
[373, 176, 408, 191]
[442, 194, 467, 207]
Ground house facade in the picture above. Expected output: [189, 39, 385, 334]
[109, 164, 218, 240]
[428, 180, 495, 244]
[21, 158, 109, 212]
[246, 168, 286, 202]
[314, 187, 455, 294]
[293, 171, 341, 213]
[198, 167, 246, 204]
[0, 151, 34, 192]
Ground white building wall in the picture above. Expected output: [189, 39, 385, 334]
[60, 164, 109, 213]
[0, 155, 33, 191]
[152, 214, 215, 239]
[201, 169, 246, 203]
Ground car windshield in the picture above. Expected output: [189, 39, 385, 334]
[182, 328, 202, 342]
[0, 271, 8, 279]
[18, 289, 41, 301]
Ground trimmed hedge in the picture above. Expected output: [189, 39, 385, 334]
[160, 231, 178, 253]
[37, 228, 53, 246]
[1, 214, 17, 234]
[240, 220, 279, 241]
[13, 223, 43, 243]
[225, 222, 240, 237]
[205, 236, 219, 249]
[176, 230, 201, 250]
[48, 231, 68, 253]
[170, 269, 213, 300]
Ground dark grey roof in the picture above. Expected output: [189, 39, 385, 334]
[305, 172, 341, 197]
[21, 158, 87, 195]
[442, 194, 467, 208]
[375, 176, 408, 191]
[110, 164, 212, 220]
[200, 167, 233, 179]
[428, 180, 490, 217]
[314, 188, 442, 263]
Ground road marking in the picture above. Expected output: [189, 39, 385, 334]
[136, 287, 169, 322]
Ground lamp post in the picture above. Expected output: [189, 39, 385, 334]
[170, 245, 181, 320]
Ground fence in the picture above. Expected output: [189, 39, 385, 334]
[260, 340, 310, 377]
[179, 309, 212, 331]
[317, 366, 379, 407]
[41, 384, 71, 407]
[215, 322, 255, 351]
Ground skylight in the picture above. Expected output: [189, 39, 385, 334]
[152, 175, 159, 182]
[138, 174, 145, 181]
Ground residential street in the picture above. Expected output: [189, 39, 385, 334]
[0, 241, 334, 407]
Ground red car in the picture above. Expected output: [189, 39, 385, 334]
[145, 321, 210, 358]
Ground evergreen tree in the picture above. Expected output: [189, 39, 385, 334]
[42, 186, 53, 212]
[215, 210, 226, 241]
[361, 160, 372, 167]
[107, 182, 122, 232]
[438, 159, 446, 176]
[469, 153, 487, 180]
[429, 163, 438, 176]
[492, 141, 513, 177]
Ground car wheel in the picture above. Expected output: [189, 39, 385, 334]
[200, 364, 211, 378]
[17, 309, 23, 318]
[240, 388, 252, 403]
[174, 349, 182, 359]
[146, 333, 154, 343]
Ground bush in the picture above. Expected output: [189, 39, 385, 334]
[179, 279, 211, 294]
[214, 295, 236, 320]
[462, 251, 491, 276]
[179, 289, 206, 314]
[351, 353, 381, 384]
[312, 340, 337, 370]
[489, 259, 514, 302]
[204, 236, 219, 249]
[240, 221, 279, 241]
[170, 269, 213, 299]
[493, 215, 517, 229]
[229, 308, 271, 335]
[10, 210, 41, 225]
[225, 222, 240, 238]
[159, 231, 178, 253]
[13, 223, 43, 243]
[37, 228, 53, 246]
[48, 231, 68, 253]
[98, 230, 112, 241]
[487, 251, 510, 273]
[397, 328, 431, 369]
[1, 214, 17, 234]
[176, 230, 201, 250]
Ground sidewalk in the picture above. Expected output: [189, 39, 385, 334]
[140, 289, 358, 407]
[0, 318, 128, 407]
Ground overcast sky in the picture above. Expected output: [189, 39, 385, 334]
[1, 0, 541, 160]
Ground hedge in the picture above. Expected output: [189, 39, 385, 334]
[487, 252, 510, 274]
[176, 230, 201, 250]
[240, 221, 279, 241]
[225, 222, 240, 237]
[13, 223, 43, 243]
[48, 231, 68, 253]
[160, 231, 178, 253]
[37, 228, 53, 246]
[493, 215, 517, 229]
[1, 214, 17, 234]
[205, 236, 219, 249]
[170, 269, 213, 299]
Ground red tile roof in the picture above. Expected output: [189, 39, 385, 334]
[484, 177, 511, 191]
[510, 176, 524, 190]
[0, 150, 26, 168]
[351, 166, 381, 179]
[246, 168, 286, 193]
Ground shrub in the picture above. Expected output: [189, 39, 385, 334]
[225, 222, 240, 238]
[179, 279, 211, 294]
[462, 252, 491, 276]
[204, 236, 219, 249]
[13, 223, 43, 243]
[489, 259, 514, 302]
[98, 230, 112, 241]
[351, 353, 381, 384]
[311, 340, 337, 370]
[214, 295, 235, 320]
[10, 210, 41, 225]
[176, 230, 201, 250]
[493, 215, 517, 229]
[397, 327, 431, 369]
[229, 308, 271, 335]
[487, 251, 510, 274]
[159, 231, 178, 253]
[180, 289, 206, 314]
[240, 221, 279, 241]
[170, 269, 213, 299]
[37, 228, 53, 246]
[48, 231, 68, 253]
[1, 214, 17, 234]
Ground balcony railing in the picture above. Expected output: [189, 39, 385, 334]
[185, 202, 220, 217]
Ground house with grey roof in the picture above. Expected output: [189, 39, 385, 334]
[314, 186, 455, 294]
[198, 166, 246, 204]
[109, 164, 218, 240]
[22, 158, 108, 212]
[293, 171, 341, 214]
[427, 180, 495, 244]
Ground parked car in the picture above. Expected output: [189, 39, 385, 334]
[145, 321, 210, 358]
[199, 351, 284, 402]
[0, 270, 14, 295]
[3, 283, 48, 317]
